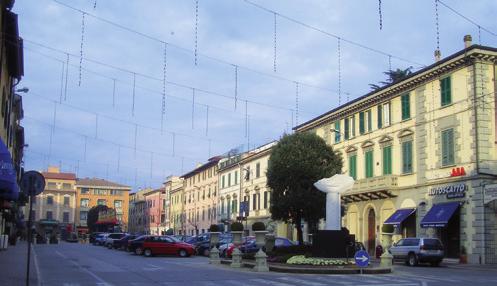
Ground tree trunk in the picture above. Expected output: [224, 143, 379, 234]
[295, 217, 304, 245]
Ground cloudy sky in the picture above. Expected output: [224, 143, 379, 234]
[14, 0, 497, 190]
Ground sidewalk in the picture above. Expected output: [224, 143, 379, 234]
[0, 241, 39, 286]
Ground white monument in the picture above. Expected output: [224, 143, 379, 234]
[314, 174, 355, 230]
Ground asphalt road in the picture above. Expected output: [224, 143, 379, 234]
[26, 242, 497, 286]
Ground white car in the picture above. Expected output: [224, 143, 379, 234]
[104, 233, 126, 248]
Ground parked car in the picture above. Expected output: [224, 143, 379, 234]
[89, 232, 104, 244]
[226, 236, 255, 258]
[105, 233, 126, 248]
[93, 233, 109, 246]
[195, 236, 233, 257]
[388, 237, 444, 266]
[113, 234, 138, 250]
[241, 237, 296, 254]
[65, 232, 79, 243]
[128, 235, 149, 254]
[139, 235, 195, 257]
[174, 235, 193, 243]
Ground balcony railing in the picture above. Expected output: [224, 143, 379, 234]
[351, 175, 398, 193]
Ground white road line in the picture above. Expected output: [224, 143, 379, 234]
[55, 250, 113, 286]
[277, 276, 326, 286]
[309, 276, 355, 285]
[397, 274, 458, 283]
[251, 278, 297, 286]
[32, 245, 43, 286]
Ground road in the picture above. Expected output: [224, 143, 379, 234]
[24, 242, 497, 286]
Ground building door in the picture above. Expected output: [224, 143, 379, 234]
[367, 208, 376, 255]
[444, 208, 460, 258]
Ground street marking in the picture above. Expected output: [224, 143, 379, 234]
[32, 245, 43, 286]
[277, 276, 326, 286]
[55, 250, 113, 286]
[250, 278, 296, 286]
[310, 276, 355, 285]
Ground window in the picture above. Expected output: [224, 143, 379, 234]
[252, 194, 257, 210]
[232, 199, 237, 213]
[402, 141, 413, 174]
[256, 163, 261, 178]
[349, 155, 357, 180]
[245, 166, 251, 181]
[383, 146, 392, 175]
[344, 118, 350, 140]
[334, 121, 341, 143]
[80, 188, 90, 194]
[228, 173, 231, 187]
[367, 110, 372, 132]
[221, 201, 225, 215]
[263, 191, 269, 209]
[46, 211, 53, 220]
[234, 171, 238, 185]
[401, 93, 410, 120]
[351, 116, 356, 137]
[222, 175, 225, 188]
[47, 182, 56, 189]
[442, 128, 455, 166]
[365, 151, 374, 178]
[383, 102, 391, 126]
[441, 76, 452, 106]
[359, 112, 365, 134]
[114, 200, 123, 208]
[97, 199, 106, 206]
[226, 198, 231, 215]
[63, 212, 69, 223]
[62, 183, 72, 190]
[377, 105, 382, 129]
[63, 196, 70, 206]
[47, 196, 54, 205]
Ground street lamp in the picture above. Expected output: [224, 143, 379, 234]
[16, 87, 29, 93]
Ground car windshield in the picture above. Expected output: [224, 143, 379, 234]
[167, 236, 181, 242]
[424, 239, 442, 247]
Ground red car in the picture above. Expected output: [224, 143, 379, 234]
[140, 235, 195, 257]
[226, 236, 255, 258]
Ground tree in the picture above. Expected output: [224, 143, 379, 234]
[267, 132, 342, 245]
[369, 67, 413, 91]
[87, 205, 109, 232]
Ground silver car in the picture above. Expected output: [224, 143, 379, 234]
[388, 237, 444, 266]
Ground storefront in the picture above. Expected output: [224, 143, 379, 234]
[0, 138, 21, 244]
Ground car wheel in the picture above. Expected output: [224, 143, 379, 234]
[135, 247, 144, 255]
[178, 249, 188, 257]
[107, 244, 112, 249]
[144, 249, 153, 257]
[203, 249, 210, 257]
[408, 253, 418, 267]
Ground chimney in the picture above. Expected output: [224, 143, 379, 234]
[464, 34, 472, 48]
[434, 49, 441, 62]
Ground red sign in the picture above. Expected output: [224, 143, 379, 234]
[450, 167, 466, 177]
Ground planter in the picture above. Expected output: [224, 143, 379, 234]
[255, 231, 268, 247]
[210, 232, 221, 245]
[232, 231, 243, 245]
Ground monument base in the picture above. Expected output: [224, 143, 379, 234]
[312, 230, 353, 258]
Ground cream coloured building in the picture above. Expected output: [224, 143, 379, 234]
[217, 153, 245, 231]
[295, 37, 497, 264]
[168, 178, 185, 235]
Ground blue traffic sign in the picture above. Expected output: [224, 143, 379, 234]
[354, 250, 370, 267]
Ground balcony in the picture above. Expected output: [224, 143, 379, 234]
[351, 175, 398, 193]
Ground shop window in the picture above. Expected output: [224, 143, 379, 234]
[441, 76, 452, 106]
[80, 211, 88, 221]
[402, 141, 413, 174]
[401, 93, 411, 120]
[334, 121, 341, 143]
[442, 128, 455, 166]
[365, 150, 374, 178]
[383, 146, 392, 175]
[349, 155, 357, 180]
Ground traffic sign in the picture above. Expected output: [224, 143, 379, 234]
[354, 250, 370, 267]
[20, 171, 45, 196]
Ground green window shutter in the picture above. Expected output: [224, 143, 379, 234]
[402, 141, 413, 173]
[359, 112, 365, 134]
[383, 146, 392, 175]
[401, 93, 410, 120]
[349, 155, 357, 180]
[334, 121, 341, 142]
[442, 129, 455, 166]
[351, 116, 356, 137]
[365, 151, 373, 178]
[441, 76, 452, 106]
[367, 110, 372, 132]
[377, 105, 383, 129]
[344, 118, 350, 140]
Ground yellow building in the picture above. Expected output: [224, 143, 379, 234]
[75, 178, 131, 233]
[165, 176, 184, 235]
[217, 153, 245, 231]
[181, 156, 222, 235]
[295, 36, 497, 264]
[28, 167, 77, 239]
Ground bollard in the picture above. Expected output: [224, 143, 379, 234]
[253, 249, 269, 272]
[32, 234, 37, 245]
[380, 251, 393, 269]
[231, 248, 242, 268]
[209, 246, 220, 264]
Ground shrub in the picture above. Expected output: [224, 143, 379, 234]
[230, 222, 244, 231]
[286, 255, 352, 266]
[209, 224, 220, 232]
[267, 254, 295, 263]
[381, 224, 394, 234]
[165, 228, 174, 235]
[252, 222, 266, 231]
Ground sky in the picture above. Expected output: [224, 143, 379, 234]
[14, 0, 497, 191]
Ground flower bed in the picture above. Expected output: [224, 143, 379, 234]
[286, 255, 353, 266]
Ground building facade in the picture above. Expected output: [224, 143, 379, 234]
[295, 38, 497, 263]
[144, 188, 164, 235]
[29, 167, 76, 239]
[181, 156, 222, 236]
[218, 154, 244, 231]
[128, 188, 149, 234]
[75, 178, 131, 232]
[169, 178, 185, 235]
[164, 176, 183, 234]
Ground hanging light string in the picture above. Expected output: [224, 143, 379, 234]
[59, 61, 65, 103]
[273, 12, 277, 72]
[51, 1, 361, 96]
[378, 0, 383, 30]
[162, 42, 167, 133]
[194, 0, 199, 66]
[337, 37, 341, 105]
[132, 72, 136, 116]
[295, 82, 299, 126]
[64, 53, 69, 100]
[388, 55, 392, 71]
[290, 109, 294, 130]
[234, 64, 238, 109]
[79, 12, 85, 86]
[478, 26, 481, 45]
[435, 0, 440, 51]
[93, 0, 97, 9]
[191, 88, 195, 129]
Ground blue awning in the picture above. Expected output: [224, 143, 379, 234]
[384, 208, 416, 225]
[0, 138, 19, 201]
[420, 202, 461, 228]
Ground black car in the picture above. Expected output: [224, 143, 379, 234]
[127, 235, 148, 254]
[113, 234, 138, 250]
[195, 235, 233, 256]
[89, 232, 104, 244]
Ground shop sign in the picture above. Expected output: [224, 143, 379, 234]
[97, 209, 116, 223]
[484, 184, 497, 204]
[429, 183, 466, 199]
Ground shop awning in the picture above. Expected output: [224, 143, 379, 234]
[420, 202, 461, 228]
[384, 208, 416, 225]
[0, 138, 19, 201]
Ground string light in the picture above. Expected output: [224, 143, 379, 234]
[194, 0, 199, 66]
[132, 72, 136, 116]
[59, 61, 65, 103]
[192, 88, 195, 129]
[337, 37, 342, 105]
[93, 0, 97, 9]
[273, 12, 277, 72]
[134, 124, 138, 158]
[79, 12, 85, 86]
[435, 0, 440, 50]
[64, 53, 69, 100]
[162, 42, 167, 133]
[478, 26, 481, 44]
[378, 0, 383, 30]
[290, 109, 294, 130]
